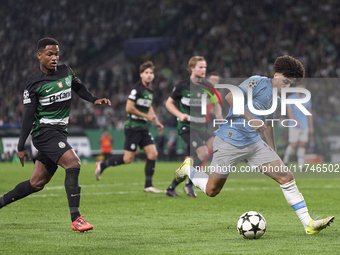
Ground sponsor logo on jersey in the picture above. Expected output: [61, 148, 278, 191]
[49, 91, 71, 103]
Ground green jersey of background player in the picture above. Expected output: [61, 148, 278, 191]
[95, 61, 164, 193]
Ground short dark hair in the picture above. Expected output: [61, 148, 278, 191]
[208, 71, 220, 77]
[139, 61, 155, 74]
[273, 55, 305, 82]
[37, 37, 59, 51]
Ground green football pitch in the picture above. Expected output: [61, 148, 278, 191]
[0, 162, 338, 255]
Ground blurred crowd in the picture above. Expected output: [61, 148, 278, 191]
[1, 0, 340, 129]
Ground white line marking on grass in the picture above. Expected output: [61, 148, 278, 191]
[29, 183, 337, 198]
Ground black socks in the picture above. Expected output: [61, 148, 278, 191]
[145, 159, 155, 188]
[100, 155, 125, 172]
[0, 180, 37, 209]
[65, 168, 81, 222]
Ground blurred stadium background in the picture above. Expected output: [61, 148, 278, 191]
[1, 0, 340, 162]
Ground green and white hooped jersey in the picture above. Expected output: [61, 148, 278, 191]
[125, 81, 153, 130]
[170, 78, 215, 134]
[23, 65, 81, 137]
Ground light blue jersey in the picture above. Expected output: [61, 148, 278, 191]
[287, 93, 311, 129]
[214, 75, 280, 147]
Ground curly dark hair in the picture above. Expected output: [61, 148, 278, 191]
[273, 55, 305, 82]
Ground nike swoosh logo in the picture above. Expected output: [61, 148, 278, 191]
[46, 88, 53, 92]
[213, 149, 218, 154]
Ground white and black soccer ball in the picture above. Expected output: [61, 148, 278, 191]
[237, 211, 266, 239]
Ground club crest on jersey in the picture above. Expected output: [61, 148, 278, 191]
[65, 78, 71, 87]
[58, 141, 66, 148]
[58, 82, 63, 88]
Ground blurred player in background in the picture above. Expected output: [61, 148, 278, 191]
[95, 61, 164, 193]
[283, 84, 313, 170]
[164, 57, 222, 197]
[175, 56, 334, 234]
[0, 37, 111, 232]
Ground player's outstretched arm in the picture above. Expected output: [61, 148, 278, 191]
[94, 98, 111, 106]
[165, 97, 189, 122]
[17, 105, 35, 167]
[126, 99, 153, 121]
[149, 106, 164, 131]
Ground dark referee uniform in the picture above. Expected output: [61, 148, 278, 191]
[17, 64, 98, 174]
[170, 78, 214, 153]
[124, 81, 154, 151]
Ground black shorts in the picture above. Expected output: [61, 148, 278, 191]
[180, 129, 212, 155]
[32, 128, 72, 175]
[124, 129, 154, 151]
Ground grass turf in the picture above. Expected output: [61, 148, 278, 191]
[0, 162, 338, 255]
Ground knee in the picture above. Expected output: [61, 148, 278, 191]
[71, 158, 81, 169]
[197, 150, 208, 162]
[205, 187, 221, 197]
[65, 157, 81, 169]
[123, 154, 134, 164]
[30, 179, 48, 191]
[147, 151, 158, 161]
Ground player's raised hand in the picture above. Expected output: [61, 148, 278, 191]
[94, 98, 111, 106]
[17, 150, 31, 167]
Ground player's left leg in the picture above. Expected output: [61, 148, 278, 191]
[260, 158, 334, 234]
[0, 160, 52, 209]
[143, 144, 162, 193]
[58, 149, 93, 232]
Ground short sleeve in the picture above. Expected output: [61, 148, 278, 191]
[128, 87, 140, 102]
[23, 82, 38, 107]
[170, 85, 182, 101]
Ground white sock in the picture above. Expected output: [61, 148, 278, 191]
[283, 144, 294, 164]
[184, 165, 209, 194]
[297, 147, 306, 168]
[280, 180, 312, 228]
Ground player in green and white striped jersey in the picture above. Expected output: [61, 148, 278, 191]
[165, 57, 223, 197]
[95, 61, 164, 193]
[0, 37, 111, 232]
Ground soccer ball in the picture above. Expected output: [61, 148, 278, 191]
[237, 211, 266, 239]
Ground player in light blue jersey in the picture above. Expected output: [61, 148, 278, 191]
[174, 56, 333, 234]
[283, 84, 313, 169]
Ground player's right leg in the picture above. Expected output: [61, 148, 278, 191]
[0, 160, 52, 209]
